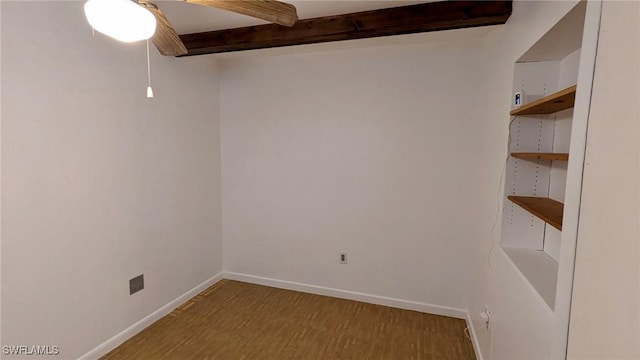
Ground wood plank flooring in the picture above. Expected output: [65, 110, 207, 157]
[102, 280, 476, 360]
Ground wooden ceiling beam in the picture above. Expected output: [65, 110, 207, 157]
[178, 1, 512, 56]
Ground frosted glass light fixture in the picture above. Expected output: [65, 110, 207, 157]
[84, 0, 156, 43]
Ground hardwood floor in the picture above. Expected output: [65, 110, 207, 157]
[102, 280, 476, 360]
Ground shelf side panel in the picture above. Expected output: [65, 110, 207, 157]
[501, 100, 556, 249]
[544, 226, 562, 262]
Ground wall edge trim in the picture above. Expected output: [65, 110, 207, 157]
[466, 311, 484, 360]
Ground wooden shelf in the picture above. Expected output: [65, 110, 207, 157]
[508, 196, 564, 231]
[510, 85, 577, 115]
[511, 152, 569, 161]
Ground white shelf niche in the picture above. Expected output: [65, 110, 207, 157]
[501, 2, 586, 311]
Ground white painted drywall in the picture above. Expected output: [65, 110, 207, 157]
[567, 1, 640, 358]
[1, 2, 222, 358]
[219, 32, 489, 312]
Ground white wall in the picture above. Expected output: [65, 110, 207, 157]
[219, 32, 489, 313]
[1, 2, 222, 359]
[567, 1, 640, 358]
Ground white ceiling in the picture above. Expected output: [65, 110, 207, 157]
[155, 0, 426, 34]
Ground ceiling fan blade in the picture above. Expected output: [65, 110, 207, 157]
[185, 0, 298, 27]
[141, 2, 188, 56]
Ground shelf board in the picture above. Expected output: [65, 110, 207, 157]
[508, 196, 564, 231]
[502, 247, 558, 310]
[510, 85, 577, 115]
[511, 152, 569, 161]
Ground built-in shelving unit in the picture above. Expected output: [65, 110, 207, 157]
[511, 152, 569, 161]
[495, 2, 600, 357]
[505, 85, 575, 233]
[502, 79, 575, 308]
[510, 85, 577, 116]
[500, 4, 587, 312]
[508, 196, 564, 230]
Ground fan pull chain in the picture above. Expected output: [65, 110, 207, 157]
[146, 39, 154, 98]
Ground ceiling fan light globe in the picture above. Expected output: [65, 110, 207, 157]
[84, 0, 156, 43]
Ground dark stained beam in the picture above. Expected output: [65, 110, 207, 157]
[178, 1, 512, 56]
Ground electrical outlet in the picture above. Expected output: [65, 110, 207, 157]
[129, 274, 144, 295]
[513, 90, 525, 108]
[339, 252, 348, 264]
[480, 305, 492, 330]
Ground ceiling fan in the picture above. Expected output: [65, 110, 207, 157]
[84, 0, 298, 56]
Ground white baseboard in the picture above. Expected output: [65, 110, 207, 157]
[465, 311, 484, 360]
[78, 272, 224, 360]
[223, 271, 467, 319]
